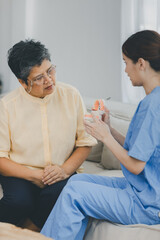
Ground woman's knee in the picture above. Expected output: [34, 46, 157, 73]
[68, 173, 90, 184]
[64, 180, 87, 199]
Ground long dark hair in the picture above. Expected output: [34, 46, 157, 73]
[122, 30, 160, 72]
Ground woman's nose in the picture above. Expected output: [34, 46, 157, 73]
[44, 74, 53, 84]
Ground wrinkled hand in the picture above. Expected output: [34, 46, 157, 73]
[31, 169, 45, 188]
[42, 164, 68, 185]
[84, 114, 111, 143]
[102, 106, 111, 128]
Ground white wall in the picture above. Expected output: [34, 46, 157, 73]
[0, 0, 27, 92]
[0, 0, 11, 93]
[0, 0, 122, 100]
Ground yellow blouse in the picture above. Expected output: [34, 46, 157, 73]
[0, 82, 96, 169]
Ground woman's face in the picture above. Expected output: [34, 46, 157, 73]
[20, 59, 56, 98]
[123, 53, 142, 86]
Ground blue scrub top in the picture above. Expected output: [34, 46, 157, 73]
[123, 86, 160, 210]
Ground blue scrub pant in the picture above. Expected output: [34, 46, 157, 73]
[41, 173, 160, 240]
[0, 173, 75, 228]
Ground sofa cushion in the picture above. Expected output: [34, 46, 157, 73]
[101, 145, 121, 170]
[83, 160, 123, 177]
[86, 140, 103, 163]
[106, 100, 137, 122]
[100, 101, 137, 169]
[100, 114, 130, 170]
[84, 219, 160, 240]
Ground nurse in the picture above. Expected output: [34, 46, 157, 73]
[41, 30, 160, 240]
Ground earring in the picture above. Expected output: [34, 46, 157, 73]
[27, 81, 33, 94]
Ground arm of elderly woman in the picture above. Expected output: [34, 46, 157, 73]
[84, 115, 145, 175]
[0, 146, 91, 187]
[0, 157, 45, 188]
[42, 146, 91, 185]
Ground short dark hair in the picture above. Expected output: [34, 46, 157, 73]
[122, 30, 160, 72]
[8, 39, 51, 85]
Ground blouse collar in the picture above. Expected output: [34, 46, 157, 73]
[19, 85, 56, 104]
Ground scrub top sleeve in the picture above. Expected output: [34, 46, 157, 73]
[0, 100, 10, 158]
[128, 107, 160, 162]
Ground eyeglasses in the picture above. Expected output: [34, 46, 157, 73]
[28, 65, 56, 86]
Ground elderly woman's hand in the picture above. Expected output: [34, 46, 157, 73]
[84, 114, 111, 143]
[42, 164, 68, 185]
[31, 169, 45, 188]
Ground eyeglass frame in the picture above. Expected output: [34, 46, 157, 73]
[27, 64, 56, 86]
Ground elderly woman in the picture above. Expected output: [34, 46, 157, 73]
[0, 40, 96, 230]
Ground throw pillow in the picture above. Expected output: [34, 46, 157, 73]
[101, 145, 121, 170]
[86, 141, 103, 163]
[101, 115, 130, 170]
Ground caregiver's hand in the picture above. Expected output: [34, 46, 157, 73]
[84, 114, 111, 143]
[42, 164, 68, 185]
[102, 106, 111, 128]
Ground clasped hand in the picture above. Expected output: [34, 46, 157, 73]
[42, 164, 68, 185]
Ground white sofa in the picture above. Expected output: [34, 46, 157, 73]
[82, 97, 160, 240]
[1, 96, 160, 239]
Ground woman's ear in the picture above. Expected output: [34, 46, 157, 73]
[18, 79, 27, 90]
[138, 58, 146, 71]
